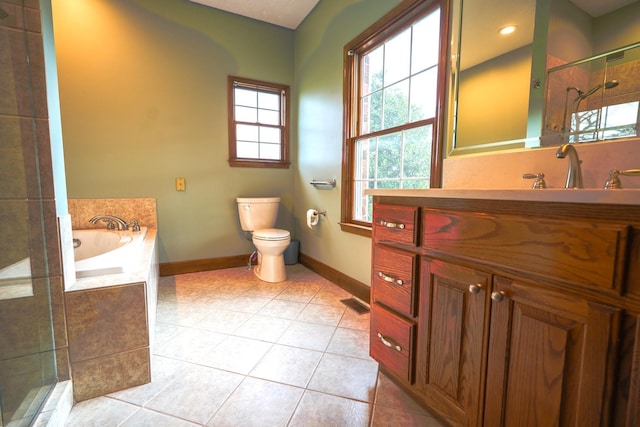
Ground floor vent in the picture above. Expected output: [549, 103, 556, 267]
[340, 298, 370, 315]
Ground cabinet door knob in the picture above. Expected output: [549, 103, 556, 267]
[468, 283, 483, 294]
[377, 333, 402, 352]
[378, 271, 404, 286]
[380, 220, 405, 229]
[491, 291, 506, 302]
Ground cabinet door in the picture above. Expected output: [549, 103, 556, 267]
[484, 276, 620, 427]
[417, 259, 490, 427]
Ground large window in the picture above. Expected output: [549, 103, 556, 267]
[341, 0, 447, 234]
[228, 76, 290, 168]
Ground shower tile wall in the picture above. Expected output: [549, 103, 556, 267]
[0, 0, 68, 423]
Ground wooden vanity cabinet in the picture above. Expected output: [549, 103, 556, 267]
[369, 196, 640, 427]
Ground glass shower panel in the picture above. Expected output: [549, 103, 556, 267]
[0, 0, 58, 423]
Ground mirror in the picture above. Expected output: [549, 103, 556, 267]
[449, 0, 640, 155]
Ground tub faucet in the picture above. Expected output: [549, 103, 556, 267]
[89, 215, 129, 230]
[556, 144, 583, 189]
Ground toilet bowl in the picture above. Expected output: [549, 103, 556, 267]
[252, 228, 290, 283]
[236, 197, 290, 283]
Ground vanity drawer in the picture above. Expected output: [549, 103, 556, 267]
[370, 303, 415, 383]
[373, 202, 419, 246]
[422, 209, 630, 294]
[372, 245, 418, 317]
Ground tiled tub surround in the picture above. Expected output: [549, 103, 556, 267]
[68, 198, 158, 230]
[65, 227, 158, 402]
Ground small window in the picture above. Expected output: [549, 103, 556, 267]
[228, 76, 290, 168]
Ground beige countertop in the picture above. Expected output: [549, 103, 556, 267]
[365, 188, 640, 205]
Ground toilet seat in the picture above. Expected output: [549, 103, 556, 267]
[253, 228, 290, 241]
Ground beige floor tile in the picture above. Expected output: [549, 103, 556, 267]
[374, 372, 429, 415]
[277, 320, 336, 352]
[249, 344, 323, 387]
[339, 307, 371, 331]
[326, 327, 371, 360]
[63, 265, 444, 426]
[307, 353, 379, 403]
[154, 327, 227, 365]
[206, 377, 304, 426]
[276, 282, 322, 303]
[258, 298, 308, 319]
[371, 405, 445, 427]
[108, 355, 189, 406]
[297, 302, 346, 326]
[64, 396, 138, 427]
[154, 321, 186, 347]
[310, 285, 352, 307]
[218, 294, 273, 314]
[194, 307, 253, 334]
[155, 300, 209, 327]
[121, 407, 200, 426]
[232, 314, 292, 342]
[144, 364, 243, 424]
[241, 280, 291, 298]
[200, 335, 273, 374]
[288, 390, 371, 427]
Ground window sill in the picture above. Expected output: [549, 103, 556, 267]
[339, 221, 372, 238]
[228, 159, 290, 169]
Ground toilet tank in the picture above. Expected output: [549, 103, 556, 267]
[236, 197, 280, 231]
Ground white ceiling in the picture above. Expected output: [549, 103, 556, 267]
[188, 0, 321, 29]
[188, 0, 636, 30]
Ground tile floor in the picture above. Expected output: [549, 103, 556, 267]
[64, 264, 444, 426]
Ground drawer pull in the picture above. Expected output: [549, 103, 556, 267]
[378, 271, 404, 286]
[380, 220, 405, 229]
[378, 333, 402, 352]
[491, 291, 506, 302]
[468, 283, 483, 294]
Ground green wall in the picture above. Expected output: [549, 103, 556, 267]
[53, 0, 295, 264]
[54, 0, 404, 284]
[293, 0, 401, 284]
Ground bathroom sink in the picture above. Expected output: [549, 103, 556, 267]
[364, 188, 640, 205]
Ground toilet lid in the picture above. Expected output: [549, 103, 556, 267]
[253, 228, 290, 241]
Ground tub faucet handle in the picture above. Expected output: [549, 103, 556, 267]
[89, 215, 129, 230]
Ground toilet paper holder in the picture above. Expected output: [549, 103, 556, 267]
[311, 209, 327, 216]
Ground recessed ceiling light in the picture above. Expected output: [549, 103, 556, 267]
[498, 25, 518, 36]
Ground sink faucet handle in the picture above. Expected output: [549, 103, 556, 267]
[523, 173, 547, 189]
[129, 219, 141, 232]
[604, 169, 640, 189]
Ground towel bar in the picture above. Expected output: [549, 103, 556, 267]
[310, 179, 336, 188]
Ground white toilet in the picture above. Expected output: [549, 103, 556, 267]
[236, 197, 291, 283]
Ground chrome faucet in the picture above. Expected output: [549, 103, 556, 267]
[556, 144, 583, 189]
[89, 215, 130, 230]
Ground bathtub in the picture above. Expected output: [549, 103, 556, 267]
[73, 227, 148, 278]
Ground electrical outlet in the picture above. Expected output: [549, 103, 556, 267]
[175, 177, 186, 191]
